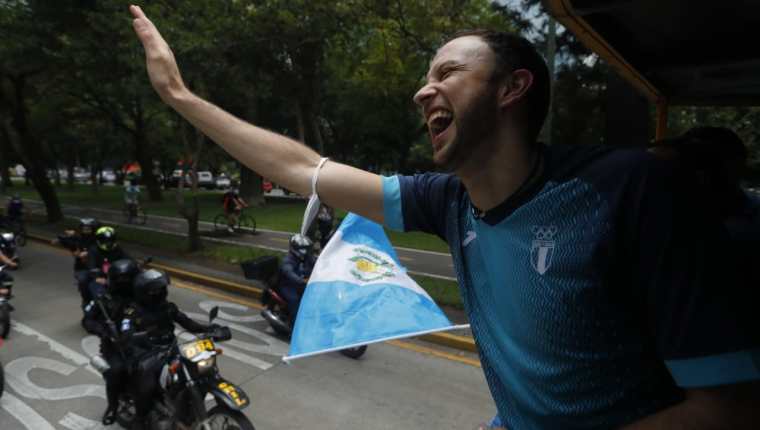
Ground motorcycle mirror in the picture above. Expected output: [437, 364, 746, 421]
[209, 306, 219, 322]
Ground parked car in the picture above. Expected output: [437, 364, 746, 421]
[197, 171, 215, 189]
[164, 170, 185, 188]
[73, 168, 90, 183]
[262, 180, 273, 193]
[215, 174, 231, 189]
[100, 170, 117, 183]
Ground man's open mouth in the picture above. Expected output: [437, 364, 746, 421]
[428, 110, 454, 140]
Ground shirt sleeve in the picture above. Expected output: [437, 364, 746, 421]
[381, 173, 458, 242]
[630, 156, 760, 388]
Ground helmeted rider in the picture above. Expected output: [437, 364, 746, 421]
[81, 258, 139, 425]
[316, 203, 335, 249]
[0, 233, 16, 306]
[120, 269, 227, 430]
[67, 218, 101, 304]
[278, 234, 317, 324]
[86, 226, 130, 301]
[0, 233, 18, 270]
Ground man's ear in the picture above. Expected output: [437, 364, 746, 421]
[498, 69, 534, 110]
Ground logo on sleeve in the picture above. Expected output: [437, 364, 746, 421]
[463, 230, 477, 247]
[530, 225, 557, 275]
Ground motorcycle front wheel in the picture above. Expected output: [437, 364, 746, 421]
[205, 405, 256, 430]
[115, 396, 136, 429]
[0, 360, 5, 398]
[0, 304, 10, 338]
[339, 345, 368, 360]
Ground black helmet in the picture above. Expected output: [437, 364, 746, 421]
[95, 226, 117, 251]
[107, 259, 139, 298]
[289, 234, 314, 261]
[133, 269, 169, 307]
[79, 218, 100, 237]
[0, 232, 15, 249]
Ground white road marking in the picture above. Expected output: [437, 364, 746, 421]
[12, 321, 91, 367]
[0, 392, 56, 430]
[60, 412, 108, 430]
[5, 356, 105, 401]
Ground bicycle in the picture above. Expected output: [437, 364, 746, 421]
[214, 207, 256, 234]
[123, 202, 147, 225]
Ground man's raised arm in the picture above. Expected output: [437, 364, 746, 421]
[128, 5, 384, 223]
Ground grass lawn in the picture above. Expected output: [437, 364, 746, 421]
[7, 184, 449, 253]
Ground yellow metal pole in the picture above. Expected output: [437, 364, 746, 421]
[655, 100, 668, 141]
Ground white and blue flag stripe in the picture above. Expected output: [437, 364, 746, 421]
[284, 213, 467, 361]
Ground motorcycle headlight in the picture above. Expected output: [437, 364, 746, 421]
[197, 356, 216, 373]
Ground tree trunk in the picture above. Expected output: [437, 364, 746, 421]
[133, 129, 162, 201]
[185, 195, 202, 252]
[130, 101, 162, 201]
[66, 162, 75, 189]
[239, 165, 264, 206]
[0, 125, 14, 191]
[175, 119, 204, 253]
[90, 162, 100, 195]
[294, 100, 306, 143]
[4, 76, 63, 222]
[603, 73, 651, 147]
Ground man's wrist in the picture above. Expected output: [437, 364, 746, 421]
[165, 84, 195, 109]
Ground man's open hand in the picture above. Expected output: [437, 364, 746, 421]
[129, 5, 186, 102]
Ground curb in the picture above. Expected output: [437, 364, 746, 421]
[27, 231, 477, 354]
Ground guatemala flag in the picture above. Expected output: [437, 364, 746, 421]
[283, 213, 468, 362]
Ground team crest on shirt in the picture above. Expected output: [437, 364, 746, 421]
[530, 225, 557, 275]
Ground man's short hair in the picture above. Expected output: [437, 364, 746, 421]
[444, 30, 551, 143]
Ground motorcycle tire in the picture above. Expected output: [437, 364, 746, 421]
[0, 305, 10, 339]
[262, 305, 292, 338]
[339, 345, 367, 360]
[115, 395, 137, 429]
[0, 360, 4, 398]
[206, 405, 256, 430]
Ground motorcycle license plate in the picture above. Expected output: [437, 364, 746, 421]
[218, 382, 248, 407]
[180, 339, 216, 361]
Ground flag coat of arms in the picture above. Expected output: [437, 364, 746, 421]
[284, 213, 468, 361]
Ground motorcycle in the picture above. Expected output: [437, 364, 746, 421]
[0, 338, 4, 398]
[92, 306, 255, 430]
[0, 264, 14, 339]
[241, 255, 367, 360]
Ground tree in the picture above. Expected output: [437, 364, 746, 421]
[0, 0, 74, 222]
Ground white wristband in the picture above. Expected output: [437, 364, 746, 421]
[300, 157, 329, 237]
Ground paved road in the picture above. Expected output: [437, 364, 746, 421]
[0, 242, 494, 429]
[24, 200, 457, 280]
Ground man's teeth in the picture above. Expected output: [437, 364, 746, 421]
[428, 110, 452, 125]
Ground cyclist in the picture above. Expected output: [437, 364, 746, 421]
[222, 181, 247, 233]
[5, 194, 23, 224]
[124, 179, 141, 223]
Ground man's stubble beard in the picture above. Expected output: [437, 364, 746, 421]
[434, 91, 500, 173]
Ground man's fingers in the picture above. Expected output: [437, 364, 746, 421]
[129, 5, 157, 47]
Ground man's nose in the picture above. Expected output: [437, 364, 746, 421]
[413, 83, 435, 107]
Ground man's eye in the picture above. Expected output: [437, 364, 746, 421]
[440, 70, 451, 79]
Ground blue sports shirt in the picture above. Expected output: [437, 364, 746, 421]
[382, 144, 760, 429]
